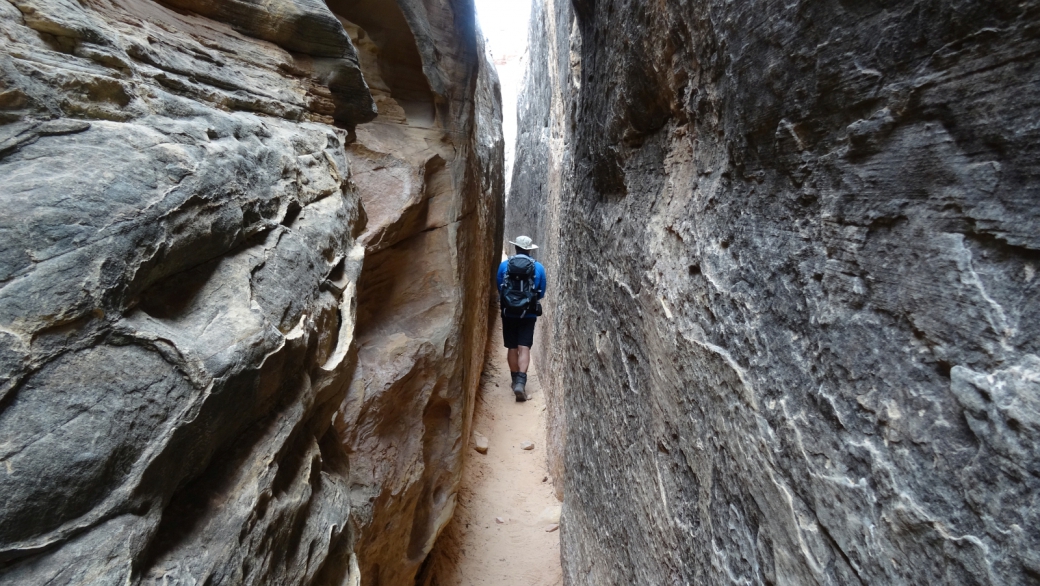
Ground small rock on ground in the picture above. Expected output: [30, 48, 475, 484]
[473, 432, 489, 454]
[544, 524, 559, 533]
[520, 441, 535, 451]
[539, 505, 562, 524]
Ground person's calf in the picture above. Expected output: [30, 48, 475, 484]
[517, 346, 531, 373]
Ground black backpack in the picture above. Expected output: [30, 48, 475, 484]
[500, 255, 538, 317]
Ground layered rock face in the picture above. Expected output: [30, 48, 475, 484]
[332, 1, 504, 584]
[0, 0, 501, 583]
[509, 0, 1040, 584]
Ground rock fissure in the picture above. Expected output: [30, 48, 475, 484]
[3, 0, 1039, 583]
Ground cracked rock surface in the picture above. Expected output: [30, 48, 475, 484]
[509, 0, 1040, 584]
[0, 0, 501, 583]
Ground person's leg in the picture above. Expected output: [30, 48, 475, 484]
[507, 348, 519, 372]
[512, 319, 536, 402]
[502, 316, 520, 386]
[517, 346, 530, 373]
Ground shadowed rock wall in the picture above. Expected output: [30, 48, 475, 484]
[330, 1, 505, 584]
[508, 0, 1040, 584]
[503, 0, 576, 500]
[0, 0, 501, 583]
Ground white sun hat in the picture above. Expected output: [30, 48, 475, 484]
[509, 235, 539, 250]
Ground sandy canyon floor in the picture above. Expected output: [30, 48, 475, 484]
[428, 322, 564, 585]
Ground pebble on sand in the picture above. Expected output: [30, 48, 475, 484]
[473, 432, 490, 454]
[520, 441, 535, 451]
[495, 517, 505, 524]
[539, 505, 562, 525]
[544, 524, 560, 533]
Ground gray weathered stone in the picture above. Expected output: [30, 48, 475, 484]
[0, 0, 502, 583]
[509, 0, 1040, 584]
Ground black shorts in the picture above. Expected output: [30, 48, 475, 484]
[502, 316, 536, 349]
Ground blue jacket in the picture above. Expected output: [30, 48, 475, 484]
[497, 255, 547, 319]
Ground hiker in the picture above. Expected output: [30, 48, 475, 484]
[496, 235, 547, 402]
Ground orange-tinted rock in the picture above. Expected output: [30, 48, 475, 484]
[329, 2, 505, 585]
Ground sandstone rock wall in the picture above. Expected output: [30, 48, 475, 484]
[0, 0, 501, 583]
[332, 1, 505, 584]
[508, 0, 1040, 584]
[504, 0, 577, 500]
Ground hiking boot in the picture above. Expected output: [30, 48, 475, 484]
[513, 373, 528, 402]
[513, 381, 528, 402]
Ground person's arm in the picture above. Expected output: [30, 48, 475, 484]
[496, 261, 506, 291]
[537, 264, 547, 299]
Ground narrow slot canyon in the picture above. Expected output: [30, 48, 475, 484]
[1, 0, 1038, 584]
[420, 323, 564, 586]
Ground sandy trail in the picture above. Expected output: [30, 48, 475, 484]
[426, 322, 563, 585]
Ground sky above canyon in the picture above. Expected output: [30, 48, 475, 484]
[474, 0, 532, 191]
